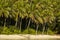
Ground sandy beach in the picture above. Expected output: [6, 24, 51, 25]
[0, 34, 60, 40]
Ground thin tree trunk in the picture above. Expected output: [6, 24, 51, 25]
[27, 19, 31, 34]
[36, 23, 39, 35]
[46, 23, 49, 35]
[47, 28, 49, 35]
[15, 19, 18, 27]
[20, 18, 22, 32]
[42, 23, 45, 34]
[15, 18, 18, 27]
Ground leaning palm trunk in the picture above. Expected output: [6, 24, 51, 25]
[42, 23, 45, 34]
[36, 23, 39, 35]
[15, 16, 18, 27]
[15, 19, 18, 27]
[27, 18, 31, 34]
[47, 28, 49, 35]
[20, 18, 22, 32]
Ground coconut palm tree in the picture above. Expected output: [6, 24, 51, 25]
[0, 0, 10, 27]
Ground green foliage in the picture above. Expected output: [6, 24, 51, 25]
[29, 28, 36, 34]
[0, 27, 11, 34]
[0, 26, 21, 34]
[22, 28, 36, 34]
[47, 29, 55, 35]
[0, 0, 60, 34]
[9, 26, 21, 34]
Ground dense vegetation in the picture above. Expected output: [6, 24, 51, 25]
[0, 0, 60, 35]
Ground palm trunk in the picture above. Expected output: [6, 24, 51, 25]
[47, 28, 49, 35]
[15, 19, 17, 27]
[20, 18, 22, 32]
[36, 23, 39, 35]
[15, 18, 18, 27]
[42, 23, 45, 34]
[27, 19, 31, 34]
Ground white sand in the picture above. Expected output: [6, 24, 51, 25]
[0, 34, 60, 39]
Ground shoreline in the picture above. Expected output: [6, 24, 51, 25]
[0, 34, 60, 39]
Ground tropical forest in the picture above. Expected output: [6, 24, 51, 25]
[0, 0, 60, 35]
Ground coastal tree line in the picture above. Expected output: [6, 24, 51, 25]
[0, 0, 60, 34]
